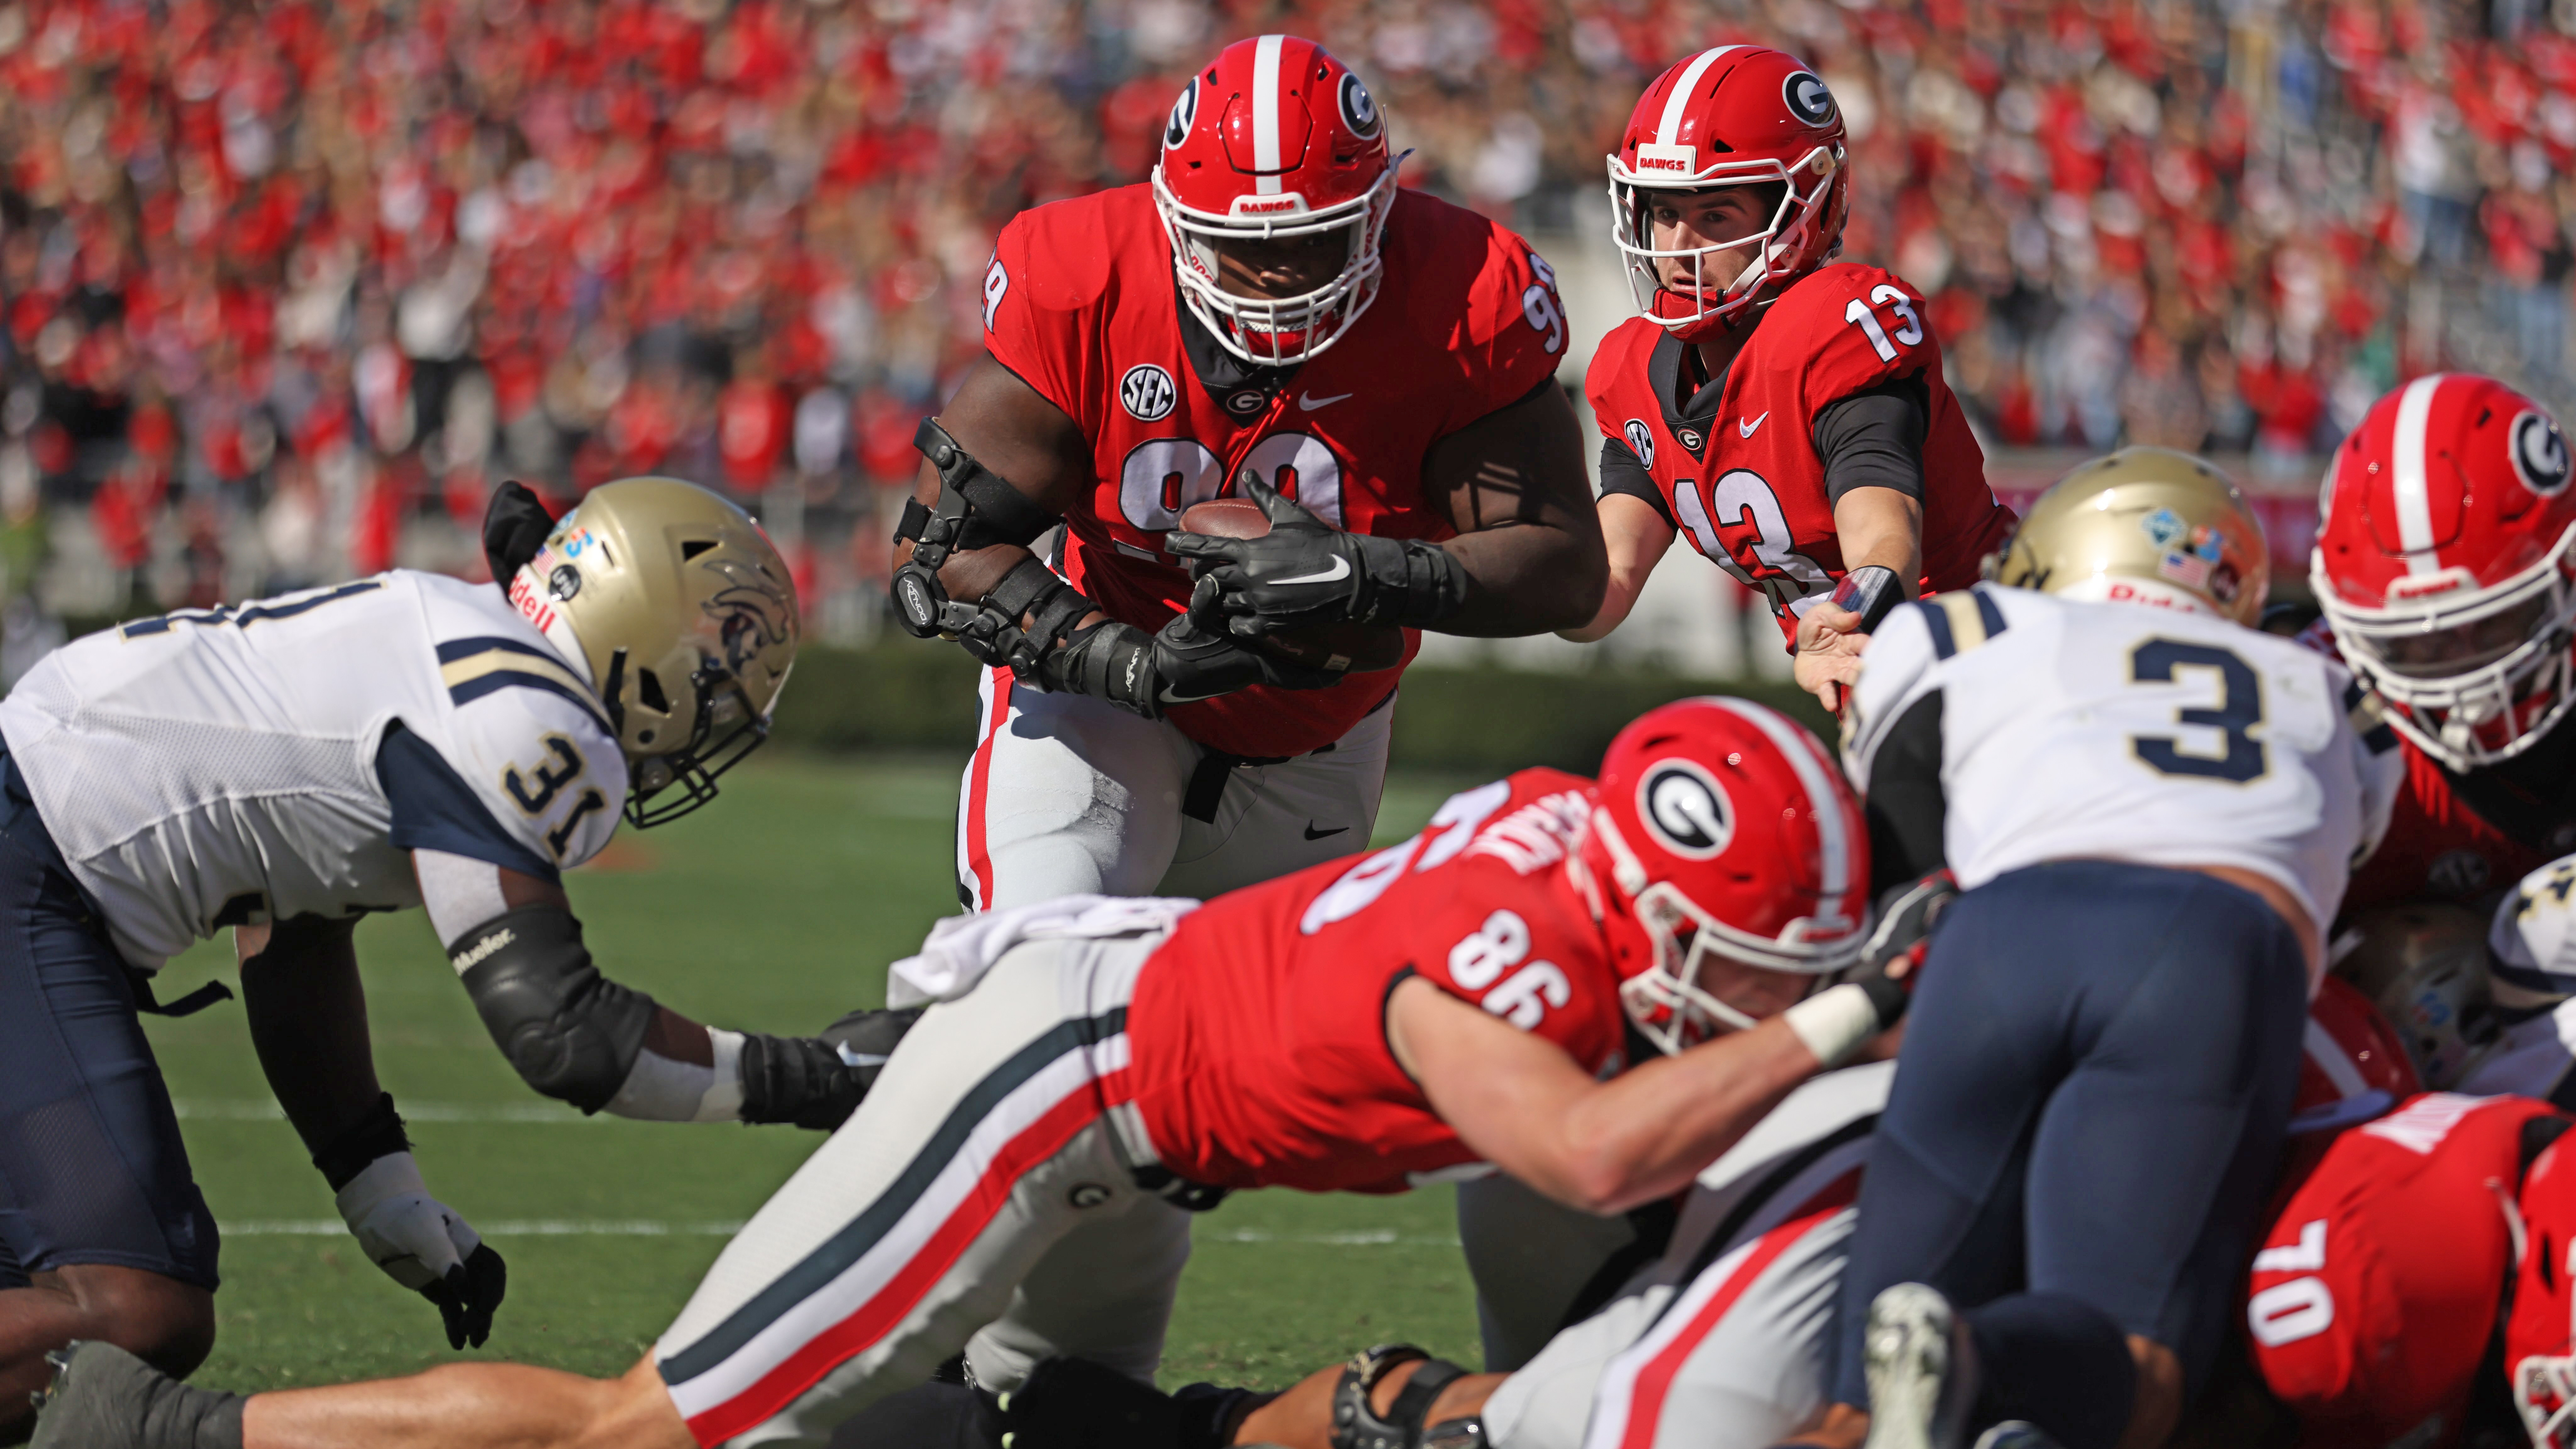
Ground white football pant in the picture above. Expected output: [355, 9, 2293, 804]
[954, 663, 1394, 911]
[652, 933, 1188, 1447]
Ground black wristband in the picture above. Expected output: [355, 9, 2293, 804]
[1856, 973, 1910, 1031]
[311, 1092, 412, 1192]
[1830, 564, 1906, 633]
[1349, 536, 1470, 628]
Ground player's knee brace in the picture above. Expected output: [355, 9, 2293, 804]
[450, 906, 656, 1114]
[1331, 1345, 1485, 1449]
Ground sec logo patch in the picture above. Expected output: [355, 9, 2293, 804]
[1623, 419, 1656, 471]
[1121, 364, 1177, 422]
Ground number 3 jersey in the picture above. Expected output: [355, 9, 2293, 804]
[982, 184, 1566, 757]
[1843, 585, 2402, 958]
[1584, 262, 2013, 641]
[1118, 767, 1625, 1193]
[0, 571, 626, 970]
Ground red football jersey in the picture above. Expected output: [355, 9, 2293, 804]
[982, 185, 1567, 756]
[2246, 1092, 2565, 1449]
[1583, 263, 2014, 644]
[1117, 769, 1627, 1193]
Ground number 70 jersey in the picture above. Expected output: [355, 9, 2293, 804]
[1843, 585, 2403, 945]
[1584, 262, 2013, 642]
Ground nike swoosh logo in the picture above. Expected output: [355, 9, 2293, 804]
[1739, 411, 1769, 438]
[1275, 556, 1351, 586]
[1299, 391, 1353, 411]
[1304, 822, 1351, 840]
[835, 1046, 891, 1069]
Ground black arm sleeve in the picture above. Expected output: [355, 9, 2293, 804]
[1863, 690, 1948, 894]
[1813, 378, 1929, 507]
[1598, 435, 1675, 530]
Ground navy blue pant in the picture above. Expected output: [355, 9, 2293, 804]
[1829, 861, 2306, 1430]
[0, 793, 217, 1290]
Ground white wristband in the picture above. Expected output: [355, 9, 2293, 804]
[1783, 983, 1881, 1069]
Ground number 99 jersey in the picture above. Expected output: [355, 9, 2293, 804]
[1843, 585, 2403, 960]
[1583, 262, 2013, 641]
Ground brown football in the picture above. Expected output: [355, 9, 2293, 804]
[1176, 498, 1407, 675]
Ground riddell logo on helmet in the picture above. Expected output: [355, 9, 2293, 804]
[507, 571, 558, 634]
[1634, 143, 1697, 173]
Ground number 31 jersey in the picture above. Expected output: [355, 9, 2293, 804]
[1585, 262, 2012, 641]
[0, 571, 626, 969]
[1843, 585, 2402, 952]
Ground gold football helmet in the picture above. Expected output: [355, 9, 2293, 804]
[512, 477, 799, 826]
[2331, 901, 2502, 1090]
[1985, 447, 2269, 625]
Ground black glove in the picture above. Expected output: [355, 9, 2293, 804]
[423, 1242, 509, 1350]
[739, 1033, 865, 1131]
[481, 480, 557, 588]
[999, 1356, 1274, 1449]
[1854, 869, 1958, 985]
[1165, 472, 1467, 636]
[1043, 613, 1340, 719]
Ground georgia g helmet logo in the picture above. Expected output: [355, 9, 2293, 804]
[1784, 71, 1837, 127]
[2512, 410, 2572, 497]
[1339, 72, 1381, 138]
[1164, 78, 1199, 151]
[1639, 760, 1733, 860]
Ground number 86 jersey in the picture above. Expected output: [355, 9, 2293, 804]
[1584, 262, 2013, 641]
[1842, 585, 2403, 963]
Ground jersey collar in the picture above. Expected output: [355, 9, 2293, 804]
[1173, 270, 1304, 422]
[1647, 329, 1737, 461]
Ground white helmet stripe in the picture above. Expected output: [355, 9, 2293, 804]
[1654, 46, 1740, 147]
[1252, 34, 1286, 195]
[2302, 1017, 2370, 1099]
[1703, 697, 1854, 919]
[2392, 373, 2449, 577]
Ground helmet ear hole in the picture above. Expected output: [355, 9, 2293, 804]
[638, 668, 670, 714]
[681, 539, 717, 559]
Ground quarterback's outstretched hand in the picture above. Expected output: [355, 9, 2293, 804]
[1793, 600, 1871, 712]
[1168, 473, 1467, 636]
[334, 1152, 507, 1348]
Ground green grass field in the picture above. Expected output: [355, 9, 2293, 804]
[142, 753, 1493, 1394]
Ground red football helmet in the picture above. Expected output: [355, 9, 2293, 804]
[2510, 1129, 2576, 1449]
[2287, 974, 2422, 1135]
[1151, 35, 1399, 366]
[2312, 373, 2576, 770]
[1608, 45, 1850, 341]
[1578, 696, 1869, 1055]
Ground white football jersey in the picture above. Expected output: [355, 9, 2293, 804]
[1844, 586, 2402, 955]
[0, 571, 626, 969]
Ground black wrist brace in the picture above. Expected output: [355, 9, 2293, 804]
[311, 1092, 412, 1192]
[1347, 535, 1471, 628]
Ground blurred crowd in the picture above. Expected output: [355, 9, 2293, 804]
[0, 0, 2564, 649]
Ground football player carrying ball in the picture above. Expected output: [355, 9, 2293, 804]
[1563, 46, 2017, 711]
[890, 34, 1604, 914]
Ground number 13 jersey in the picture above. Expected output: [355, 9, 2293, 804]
[1843, 585, 2403, 950]
[1585, 262, 2012, 642]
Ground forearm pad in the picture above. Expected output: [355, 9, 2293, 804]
[1039, 617, 1160, 717]
[451, 907, 658, 1114]
[1348, 534, 1470, 629]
